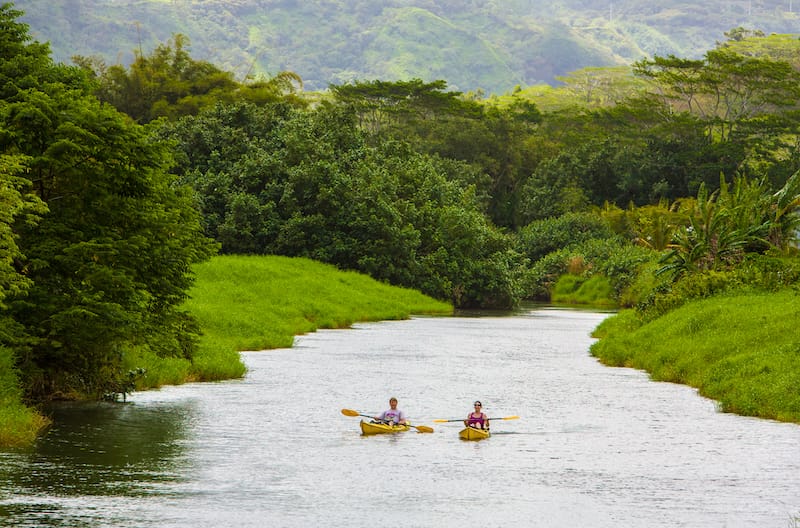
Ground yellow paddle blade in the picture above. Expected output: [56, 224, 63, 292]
[414, 425, 434, 433]
[340, 408, 360, 417]
[433, 419, 454, 423]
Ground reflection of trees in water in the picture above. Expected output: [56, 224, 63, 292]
[7, 401, 195, 497]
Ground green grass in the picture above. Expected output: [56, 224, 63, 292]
[2, 255, 451, 447]
[0, 346, 50, 447]
[551, 274, 617, 308]
[591, 288, 800, 423]
[129, 255, 453, 386]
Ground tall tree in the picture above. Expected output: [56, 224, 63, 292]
[633, 48, 800, 158]
[75, 34, 306, 124]
[0, 5, 216, 399]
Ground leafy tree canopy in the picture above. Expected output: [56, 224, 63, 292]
[0, 4, 217, 400]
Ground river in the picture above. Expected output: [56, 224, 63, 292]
[1, 307, 798, 527]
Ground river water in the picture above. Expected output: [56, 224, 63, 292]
[1, 307, 798, 527]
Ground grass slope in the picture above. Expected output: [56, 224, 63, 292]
[1, 254, 451, 447]
[0, 347, 50, 447]
[182, 255, 452, 380]
[591, 289, 800, 423]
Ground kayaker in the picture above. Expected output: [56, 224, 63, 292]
[374, 397, 408, 425]
[464, 401, 489, 430]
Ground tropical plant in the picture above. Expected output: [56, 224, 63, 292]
[767, 169, 800, 250]
[657, 174, 798, 279]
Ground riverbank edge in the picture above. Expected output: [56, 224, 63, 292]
[0, 255, 453, 448]
[590, 287, 800, 424]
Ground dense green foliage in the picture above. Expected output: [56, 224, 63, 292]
[656, 174, 800, 280]
[0, 4, 217, 403]
[14, 1, 800, 94]
[332, 79, 544, 229]
[523, 233, 659, 303]
[516, 212, 615, 263]
[92, 28, 800, 314]
[74, 34, 306, 124]
[158, 100, 527, 308]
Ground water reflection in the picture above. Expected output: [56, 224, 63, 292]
[1, 401, 194, 496]
[0, 400, 196, 527]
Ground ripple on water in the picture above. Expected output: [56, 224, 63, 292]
[1, 308, 798, 527]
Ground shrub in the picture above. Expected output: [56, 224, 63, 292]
[517, 212, 614, 262]
[552, 274, 616, 306]
[522, 235, 658, 304]
[638, 253, 800, 319]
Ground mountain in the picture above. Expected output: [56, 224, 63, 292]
[13, 0, 800, 94]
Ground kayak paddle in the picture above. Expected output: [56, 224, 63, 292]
[340, 408, 434, 433]
[433, 415, 520, 423]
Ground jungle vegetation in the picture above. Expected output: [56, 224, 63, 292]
[1, 1, 799, 444]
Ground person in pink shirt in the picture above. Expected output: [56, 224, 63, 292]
[464, 400, 488, 430]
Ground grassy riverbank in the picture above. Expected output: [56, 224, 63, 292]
[1, 255, 452, 447]
[591, 288, 800, 423]
[180, 254, 452, 377]
[128, 254, 452, 387]
[0, 347, 50, 447]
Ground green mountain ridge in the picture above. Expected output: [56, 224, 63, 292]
[14, 0, 800, 94]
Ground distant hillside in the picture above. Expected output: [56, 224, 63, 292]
[13, 0, 800, 94]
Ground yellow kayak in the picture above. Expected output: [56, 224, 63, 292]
[459, 426, 490, 440]
[360, 420, 411, 435]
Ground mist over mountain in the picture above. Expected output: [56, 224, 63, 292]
[14, 0, 800, 94]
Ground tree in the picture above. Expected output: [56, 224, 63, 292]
[0, 153, 46, 356]
[331, 80, 545, 229]
[76, 34, 306, 124]
[161, 101, 526, 308]
[0, 155, 44, 309]
[329, 78, 478, 135]
[0, 3, 53, 99]
[555, 66, 645, 108]
[634, 49, 800, 146]
[0, 6, 217, 399]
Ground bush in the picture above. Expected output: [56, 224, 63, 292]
[617, 260, 671, 308]
[523, 250, 570, 299]
[522, 235, 658, 304]
[552, 274, 616, 306]
[517, 212, 614, 262]
[638, 253, 800, 320]
[0, 346, 50, 446]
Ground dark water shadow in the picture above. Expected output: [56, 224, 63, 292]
[453, 301, 617, 318]
[1, 400, 195, 499]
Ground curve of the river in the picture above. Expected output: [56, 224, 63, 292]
[1, 307, 798, 527]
